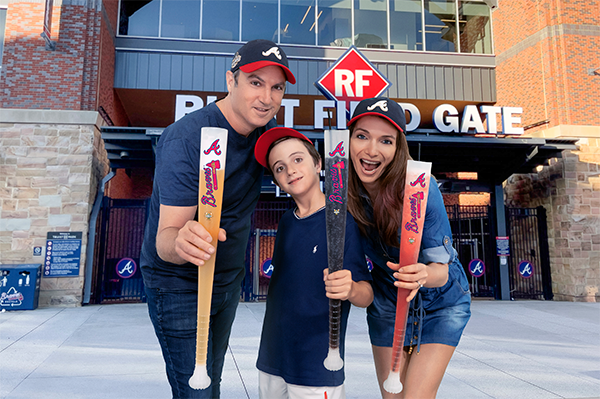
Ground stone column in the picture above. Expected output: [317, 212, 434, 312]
[504, 125, 600, 302]
[0, 109, 109, 306]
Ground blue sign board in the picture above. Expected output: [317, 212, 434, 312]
[518, 260, 534, 279]
[261, 258, 274, 278]
[496, 236, 510, 256]
[468, 259, 485, 278]
[45, 232, 82, 277]
[115, 258, 137, 279]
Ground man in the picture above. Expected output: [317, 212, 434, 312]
[140, 39, 296, 399]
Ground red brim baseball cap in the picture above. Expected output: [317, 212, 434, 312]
[231, 39, 296, 84]
[255, 127, 312, 168]
[240, 61, 296, 85]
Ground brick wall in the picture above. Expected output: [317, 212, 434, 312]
[1, 0, 128, 126]
[494, 0, 600, 130]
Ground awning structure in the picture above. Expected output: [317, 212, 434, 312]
[101, 127, 578, 190]
[405, 134, 578, 189]
[101, 127, 161, 170]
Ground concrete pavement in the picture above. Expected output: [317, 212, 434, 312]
[1, 300, 599, 399]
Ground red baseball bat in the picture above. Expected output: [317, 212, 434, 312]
[383, 160, 431, 394]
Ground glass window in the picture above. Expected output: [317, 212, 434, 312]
[354, 0, 388, 49]
[119, 0, 160, 37]
[0, 8, 6, 70]
[424, 0, 457, 52]
[280, 0, 316, 45]
[458, 1, 492, 54]
[161, 0, 200, 39]
[242, 0, 278, 42]
[318, 0, 352, 47]
[390, 0, 422, 50]
[203, 0, 240, 41]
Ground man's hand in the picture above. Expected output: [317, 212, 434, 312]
[156, 205, 226, 266]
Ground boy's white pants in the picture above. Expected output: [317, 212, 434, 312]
[259, 370, 346, 399]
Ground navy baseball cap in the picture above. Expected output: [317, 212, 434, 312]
[348, 97, 406, 134]
[231, 39, 296, 84]
[254, 127, 312, 168]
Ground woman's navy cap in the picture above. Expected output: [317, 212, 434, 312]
[230, 39, 296, 84]
[348, 97, 406, 134]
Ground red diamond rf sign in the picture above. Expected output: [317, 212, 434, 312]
[315, 45, 391, 117]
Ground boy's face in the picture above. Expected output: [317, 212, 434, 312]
[268, 138, 321, 198]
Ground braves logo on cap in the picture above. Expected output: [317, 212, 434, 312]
[231, 53, 241, 69]
[367, 100, 388, 112]
[262, 47, 282, 60]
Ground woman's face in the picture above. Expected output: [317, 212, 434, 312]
[350, 115, 398, 192]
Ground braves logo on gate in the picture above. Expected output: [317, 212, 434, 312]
[204, 139, 222, 155]
[201, 160, 221, 207]
[329, 161, 345, 204]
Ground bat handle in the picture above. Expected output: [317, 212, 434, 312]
[189, 255, 216, 390]
[383, 369, 403, 394]
[383, 288, 410, 393]
[324, 296, 343, 372]
[323, 346, 343, 371]
[189, 363, 211, 390]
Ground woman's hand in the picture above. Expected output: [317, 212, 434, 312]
[388, 261, 449, 301]
[387, 261, 428, 302]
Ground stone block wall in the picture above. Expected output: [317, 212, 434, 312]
[0, 109, 108, 306]
[504, 127, 600, 302]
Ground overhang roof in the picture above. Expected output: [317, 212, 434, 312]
[405, 134, 577, 183]
[101, 127, 578, 190]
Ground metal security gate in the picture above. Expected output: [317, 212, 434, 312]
[91, 198, 149, 304]
[242, 200, 294, 301]
[507, 207, 552, 300]
[241, 201, 552, 301]
[446, 205, 497, 298]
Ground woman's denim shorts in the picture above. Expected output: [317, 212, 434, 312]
[367, 259, 471, 348]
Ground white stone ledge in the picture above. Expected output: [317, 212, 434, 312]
[526, 125, 600, 139]
[0, 109, 103, 127]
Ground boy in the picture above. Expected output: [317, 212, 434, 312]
[253, 127, 374, 399]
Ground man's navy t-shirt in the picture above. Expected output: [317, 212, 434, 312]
[140, 102, 275, 292]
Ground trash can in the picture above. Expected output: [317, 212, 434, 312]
[0, 264, 42, 311]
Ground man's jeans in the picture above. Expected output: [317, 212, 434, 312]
[145, 286, 241, 399]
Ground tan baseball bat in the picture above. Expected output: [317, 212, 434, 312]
[189, 127, 228, 390]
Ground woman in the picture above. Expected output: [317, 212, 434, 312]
[347, 97, 471, 398]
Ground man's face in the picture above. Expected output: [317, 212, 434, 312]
[226, 66, 286, 135]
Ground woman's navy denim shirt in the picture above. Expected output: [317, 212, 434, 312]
[359, 176, 457, 287]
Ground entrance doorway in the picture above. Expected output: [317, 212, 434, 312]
[91, 198, 148, 304]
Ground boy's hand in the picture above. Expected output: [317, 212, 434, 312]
[323, 269, 353, 301]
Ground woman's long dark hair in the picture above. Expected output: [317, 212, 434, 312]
[348, 122, 412, 247]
